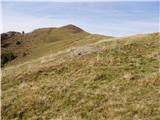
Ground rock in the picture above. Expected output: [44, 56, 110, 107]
[1, 31, 21, 41]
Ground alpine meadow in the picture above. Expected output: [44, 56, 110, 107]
[1, 1, 160, 120]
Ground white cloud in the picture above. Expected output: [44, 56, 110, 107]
[1, 1, 158, 36]
[2, 11, 158, 36]
[1, 0, 155, 2]
[2, 11, 78, 33]
[84, 20, 158, 36]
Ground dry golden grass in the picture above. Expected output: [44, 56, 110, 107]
[2, 25, 112, 66]
[1, 33, 160, 120]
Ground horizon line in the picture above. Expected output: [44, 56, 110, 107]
[1, 0, 158, 2]
[1, 24, 159, 38]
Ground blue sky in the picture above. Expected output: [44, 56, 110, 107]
[1, 1, 159, 36]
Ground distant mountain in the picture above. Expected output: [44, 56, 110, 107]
[1, 24, 113, 66]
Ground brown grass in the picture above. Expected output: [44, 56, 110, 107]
[1, 32, 160, 120]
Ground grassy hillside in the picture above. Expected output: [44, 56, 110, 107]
[2, 32, 160, 120]
[1, 24, 112, 66]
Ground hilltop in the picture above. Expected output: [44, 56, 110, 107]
[1, 25, 160, 120]
[1, 24, 112, 67]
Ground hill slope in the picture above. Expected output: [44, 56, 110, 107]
[1, 24, 112, 66]
[2, 32, 160, 120]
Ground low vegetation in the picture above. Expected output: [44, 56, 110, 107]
[2, 32, 160, 120]
[1, 52, 16, 66]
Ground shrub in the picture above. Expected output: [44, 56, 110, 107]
[1, 52, 17, 66]
[22, 52, 27, 57]
[16, 41, 21, 45]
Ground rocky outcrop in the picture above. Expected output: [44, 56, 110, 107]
[1, 31, 21, 41]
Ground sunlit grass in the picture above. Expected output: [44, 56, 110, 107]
[2, 33, 160, 120]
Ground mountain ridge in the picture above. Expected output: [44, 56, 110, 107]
[1, 24, 113, 66]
